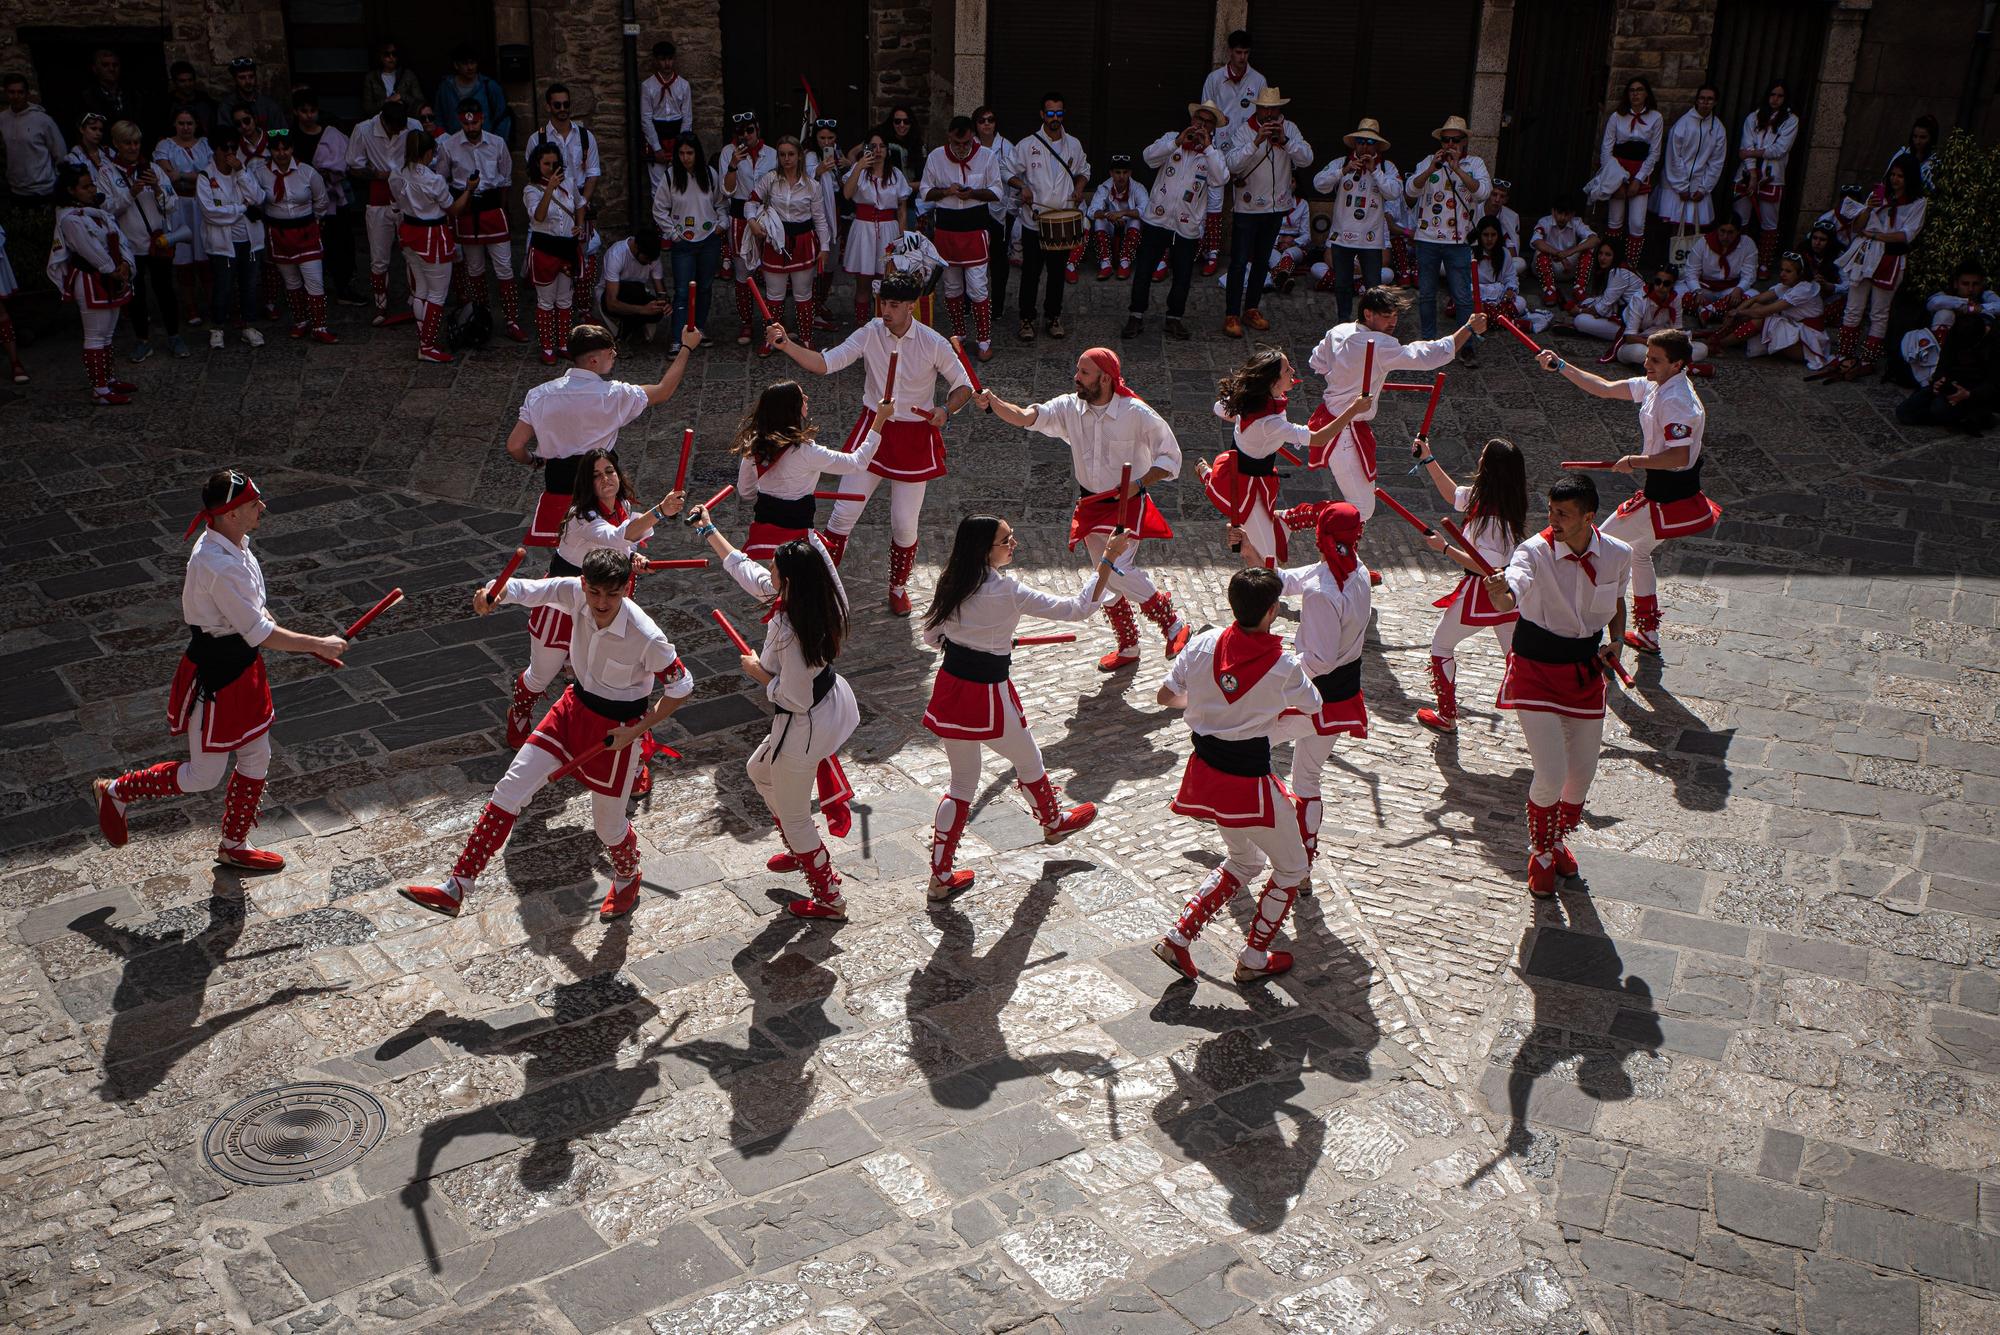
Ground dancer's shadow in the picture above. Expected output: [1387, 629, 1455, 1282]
[1038, 673, 1181, 805]
[1466, 892, 1663, 1185]
[1387, 754, 1539, 874]
[665, 914, 837, 1154]
[72, 874, 345, 1102]
[1149, 921, 1381, 1233]
[1607, 674, 1735, 814]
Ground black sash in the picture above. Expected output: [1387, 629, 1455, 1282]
[753, 491, 814, 529]
[1080, 483, 1148, 502]
[1513, 618, 1602, 665]
[651, 118, 682, 145]
[267, 216, 318, 234]
[1642, 454, 1703, 504]
[547, 552, 581, 577]
[469, 189, 504, 211]
[1312, 659, 1362, 704]
[574, 683, 649, 723]
[543, 453, 592, 496]
[779, 665, 837, 714]
[1612, 139, 1652, 160]
[781, 218, 814, 241]
[1234, 448, 1277, 477]
[530, 232, 579, 264]
[1192, 731, 1272, 777]
[728, 199, 749, 218]
[935, 204, 986, 232]
[186, 626, 259, 698]
[941, 639, 1011, 683]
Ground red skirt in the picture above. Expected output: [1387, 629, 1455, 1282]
[933, 224, 990, 266]
[1434, 573, 1519, 627]
[1068, 491, 1174, 549]
[167, 655, 274, 753]
[528, 245, 576, 287]
[67, 267, 131, 310]
[525, 490, 571, 547]
[1614, 490, 1722, 540]
[1305, 409, 1377, 479]
[759, 227, 820, 274]
[399, 220, 458, 265]
[457, 207, 510, 245]
[844, 409, 947, 482]
[528, 604, 572, 651]
[1292, 690, 1368, 738]
[525, 685, 641, 797]
[1614, 154, 1653, 196]
[924, 671, 1026, 742]
[1497, 654, 1606, 719]
[366, 179, 394, 207]
[1201, 454, 1286, 563]
[266, 219, 324, 264]
[744, 519, 812, 560]
[1171, 757, 1289, 829]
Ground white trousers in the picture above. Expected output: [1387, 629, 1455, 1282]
[1573, 312, 1621, 341]
[80, 304, 120, 350]
[365, 204, 399, 277]
[1329, 435, 1376, 518]
[462, 240, 514, 281]
[941, 703, 1046, 801]
[827, 474, 925, 546]
[1605, 196, 1645, 234]
[747, 723, 824, 856]
[938, 263, 990, 301]
[491, 737, 633, 843]
[524, 637, 569, 694]
[535, 272, 575, 310]
[1518, 709, 1605, 807]
[1219, 816, 1309, 891]
[1431, 610, 1517, 659]
[1733, 193, 1780, 232]
[173, 700, 273, 790]
[1082, 531, 1159, 603]
[761, 267, 814, 302]
[406, 254, 451, 314]
[1599, 503, 1661, 598]
[1844, 283, 1895, 340]
[277, 258, 325, 296]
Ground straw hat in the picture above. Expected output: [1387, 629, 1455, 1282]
[1252, 87, 1291, 108]
[1187, 99, 1225, 125]
[1344, 118, 1390, 150]
[1432, 115, 1471, 141]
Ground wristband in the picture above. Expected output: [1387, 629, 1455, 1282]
[1552, 357, 1567, 372]
[1416, 455, 1436, 467]
[694, 523, 716, 538]
[649, 504, 666, 521]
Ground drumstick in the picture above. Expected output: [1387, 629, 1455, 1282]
[815, 491, 867, 501]
[1605, 653, 1636, 687]
[672, 427, 694, 492]
[949, 335, 984, 394]
[1561, 461, 1618, 470]
[1419, 372, 1446, 439]
[313, 588, 404, 667]
[1492, 311, 1543, 355]
[639, 558, 710, 571]
[684, 281, 697, 332]
[711, 608, 753, 654]
[1013, 633, 1076, 646]
[885, 351, 898, 403]
[485, 546, 526, 603]
[750, 281, 776, 324]
[1371, 487, 1436, 538]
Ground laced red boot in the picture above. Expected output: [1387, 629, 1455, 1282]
[1236, 878, 1301, 984]
[1066, 241, 1084, 282]
[403, 801, 516, 916]
[1201, 212, 1222, 275]
[1272, 253, 1297, 293]
[1417, 654, 1457, 733]
[1295, 794, 1322, 868]
[887, 541, 918, 616]
[787, 843, 847, 921]
[555, 305, 572, 358]
[735, 281, 757, 344]
[1099, 597, 1141, 671]
[946, 293, 969, 337]
[1535, 254, 1558, 307]
[796, 298, 817, 352]
[818, 529, 850, 567]
[1526, 799, 1559, 897]
[1096, 241, 1114, 280]
[1118, 226, 1139, 278]
[1855, 335, 1883, 378]
[972, 298, 993, 357]
[370, 271, 389, 325]
[1154, 868, 1242, 980]
[218, 772, 284, 871]
[1570, 252, 1594, 308]
[507, 672, 541, 747]
[929, 795, 975, 900]
[1019, 774, 1095, 843]
[1552, 800, 1584, 878]
[1623, 230, 1644, 269]
[417, 301, 455, 363]
[1756, 229, 1780, 281]
[535, 306, 557, 364]
[1626, 593, 1662, 654]
[600, 824, 643, 919]
[766, 820, 802, 873]
[468, 271, 489, 310]
[88, 348, 129, 404]
[816, 756, 853, 838]
[1138, 591, 1190, 657]
[307, 293, 336, 344]
[287, 285, 309, 336]
[95, 761, 182, 846]
[498, 279, 527, 341]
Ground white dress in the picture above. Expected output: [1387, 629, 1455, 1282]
[842, 169, 908, 278]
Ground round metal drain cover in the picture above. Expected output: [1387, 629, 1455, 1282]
[202, 1081, 388, 1185]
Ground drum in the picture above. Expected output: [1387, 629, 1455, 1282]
[1037, 208, 1086, 253]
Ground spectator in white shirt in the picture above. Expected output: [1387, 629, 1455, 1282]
[1, 74, 66, 202]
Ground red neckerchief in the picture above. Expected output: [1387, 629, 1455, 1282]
[272, 163, 292, 200]
[946, 141, 977, 168]
[1542, 526, 1598, 583]
[761, 597, 784, 625]
[752, 440, 794, 476]
[1238, 395, 1288, 428]
[1213, 624, 1284, 703]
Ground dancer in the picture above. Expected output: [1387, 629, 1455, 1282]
[1485, 471, 1632, 896]
[1152, 566, 1324, 985]
[720, 113, 777, 342]
[766, 267, 974, 613]
[1585, 76, 1662, 268]
[689, 511, 859, 922]
[1200, 346, 1364, 565]
[523, 143, 583, 364]
[979, 347, 1191, 671]
[919, 515, 1125, 897]
[389, 131, 473, 362]
[1536, 332, 1719, 657]
[256, 129, 336, 343]
[441, 101, 524, 342]
[1411, 437, 1527, 733]
[1675, 215, 1758, 331]
[1530, 194, 1596, 311]
[748, 135, 831, 354]
[94, 470, 348, 868]
[50, 163, 138, 404]
[403, 547, 693, 920]
[345, 99, 410, 326]
[508, 446, 687, 748]
[732, 379, 885, 559]
[920, 115, 1003, 356]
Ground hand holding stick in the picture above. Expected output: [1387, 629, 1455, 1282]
[313, 588, 404, 667]
[1088, 464, 1134, 602]
[484, 547, 526, 605]
[684, 484, 734, 524]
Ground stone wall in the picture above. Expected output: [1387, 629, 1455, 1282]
[1, 0, 289, 111]
[1605, 0, 1718, 117]
[871, 0, 929, 129]
[1839, 0, 1998, 184]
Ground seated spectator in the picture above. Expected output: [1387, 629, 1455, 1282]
[1898, 313, 2000, 434]
[600, 225, 668, 341]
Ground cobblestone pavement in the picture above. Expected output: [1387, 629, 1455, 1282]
[3, 271, 1997, 1335]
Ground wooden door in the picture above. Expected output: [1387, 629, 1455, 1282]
[723, 0, 870, 146]
[1708, 0, 1831, 244]
[1497, 0, 1617, 214]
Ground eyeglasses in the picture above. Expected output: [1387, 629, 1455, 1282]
[419, 112, 435, 121]
[1043, 109, 1064, 118]
[975, 114, 995, 123]
[891, 116, 910, 125]
[1440, 135, 1466, 144]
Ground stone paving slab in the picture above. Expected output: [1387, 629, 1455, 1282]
[2, 274, 1997, 1334]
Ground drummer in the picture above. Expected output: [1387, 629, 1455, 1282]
[1007, 92, 1090, 343]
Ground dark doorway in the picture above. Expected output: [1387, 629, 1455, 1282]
[1496, 0, 1617, 217]
[281, 0, 498, 129]
[18, 27, 171, 142]
[1707, 0, 1832, 247]
[722, 0, 870, 149]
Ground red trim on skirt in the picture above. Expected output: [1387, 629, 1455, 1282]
[68, 268, 131, 309]
[266, 219, 324, 264]
[933, 226, 990, 266]
[456, 207, 510, 244]
[528, 603, 572, 650]
[167, 655, 274, 753]
[1285, 690, 1368, 738]
[1068, 492, 1174, 549]
[744, 520, 810, 560]
[1171, 756, 1289, 828]
[923, 671, 1026, 742]
[398, 220, 458, 265]
[759, 228, 820, 274]
[525, 685, 640, 797]
[1434, 573, 1519, 626]
[525, 490, 571, 547]
[1614, 490, 1722, 540]
[843, 409, 947, 482]
[1497, 654, 1607, 719]
[528, 246, 575, 286]
[1305, 408, 1377, 479]
[1201, 453, 1286, 563]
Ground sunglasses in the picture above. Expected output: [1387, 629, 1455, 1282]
[976, 114, 995, 122]
[1043, 109, 1064, 118]
[1440, 135, 1467, 144]
[892, 117, 910, 125]
[550, 101, 570, 111]
[419, 112, 436, 121]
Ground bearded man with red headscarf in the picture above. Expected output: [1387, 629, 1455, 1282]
[978, 347, 1191, 672]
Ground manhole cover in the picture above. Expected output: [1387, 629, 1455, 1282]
[202, 1081, 388, 1185]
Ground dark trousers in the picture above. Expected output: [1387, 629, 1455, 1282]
[322, 206, 358, 295]
[669, 235, 722, 337]
[127, 254, 180, 339]
[1226, 210, 1284, 316]
[1018, 229, 1067, 322]
[984, 213, 1012, 318]
[209, 241, 258, 325]
[1326, 244, 1380, 322]
[611, 279, 662, 341]
[1897, 386, 1994, 434]
[1128, 223, 1197, 319]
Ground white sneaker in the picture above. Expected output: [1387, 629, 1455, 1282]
[209, 329, 225, 350]
[242, 327, 266, 348]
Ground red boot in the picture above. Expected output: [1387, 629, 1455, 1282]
[1526, 799, 1559, 897]
[1099, 597, 1141, 671]
[887, 540, 918, 616]
[402, 802, 516, 916]
[946, 293, 970, 336]
[1236, 878, 1300, 984]
[287, 285, 309, 337]
[498, 279, 527, 341]
[95, 761, 183, 846]
[929, 794, 975, 900]
[307, 293, 337, 344]
[600, 825, 642, 919]
[416, 302, 454, 363]
[767, 820, 802, 872]
[1154, 868, 1242, 980]
[1417, 654, 1457, 733]
[1626, 594, 1661, 654]
[1200, 212, 1222, 276]
[1020, 774, 1094, 843]
[818, 528, 849, 567]
[1295, 794, 1321, 869]
[555, 305, 573, 358]
[796, 298, 818, 352]
[787, 843, 847, 921]
[535, 306, 557, 364]
[507, 672, 541, 748]
[1138, 591, 1190, 658]
[1552, 800, 1584, 878]
[217, 772, 284, 871]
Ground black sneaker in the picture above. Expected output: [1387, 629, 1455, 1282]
[1165, 317, 1190, 341]
[1122, 315, 1143, 338]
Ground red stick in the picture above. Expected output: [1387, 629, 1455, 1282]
[814, 491, 867, 501]
[1013, 633, 1077, 646]
[547, 737, 611, 786]
[1493, 312, 1542, 355]
[1438, 518, 1496, 575]
[1371, 487, 1435, 538]
[750, 281, 775, 324]
[711, 608, 753, 654]
[1378, 381, 1431, 393]
[1278, 446, 1305, 466]
[699, 483, 735, 512]
[1561, 460, 1618, 470]
[640, 558, 710, 570]
[949, 335, 984, 393]
[885, 350, 898, 402]
[1419, 372, 1445, 437]
[672, 427, 695, 491]
[485, 546, 526, 603]
[1360, 337, 1374, 399]
[684, 281, 697, 332]
[1607, 655, 1636, 687]
[1119, 463, 1136, 532]
[313, 587, 404, 667]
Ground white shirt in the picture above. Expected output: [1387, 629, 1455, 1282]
[524, 181, 581, 238]
[1531, 213, 1591, 255]
[1622, 289, 1681, 337]
[1451, 485, 1519, 573]
[1087, 178, 1148, 225]
[821, 318, 971, 421]
[639, 73, 695, 150]
[1028, 392, 1182, 493]
[1164, 627, 1322, 741]
[1200, 64, 1267, 147]
[922, 569, 1107, 655]
[921, 144, 1004, 216]
[1308, 322, 1457, 422]
[501, 578, 690, 704]
[303, 124, 351, 205]
[1626, 370, 1705, 467]
[1578, 267, 1644, 319]
[599, 237, 663, 296]
[1140, 133, 1227, 237]
[103, 158, 176, 244]
[184, 529, 275, 646]
[534, 121, 601, 185]
[720, 141, 777, 204]
[1658, 110, 1727, 220]
[1475, 249, 1519, 303]
[1214, 401, 1310, 463]
[388, 162, 451, 218]
[722, 537, 849, 717]
[1677, 234, 1758, 295]
[976, 135, 1016, 219]
[197, 165, 265, 251]
[346, 115, 409, 183]
[1736, 111, 1800, 190]
[1502, 529, 1632, 639]
[1227, 123, 1312, 214]
[652, 167, 727, 241]
[1276, 198, 1310, 248]
[1012, 129, 1088, 219]
[1276, 560, 1371, 675]
[1313, 156, 1402, 249]
[440, 129, 511, 192]
[1597, 109, 1664, 183]
[52, 206, 123, 284]
[255, 161, 331, 222]
[519, 368, 650, 458]
[557, 504, 645, 568]
[749, 170, 831, 249]
[737, 431, 880, 504]
[1404, 153, 1492, 244]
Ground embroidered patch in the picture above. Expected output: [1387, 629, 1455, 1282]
[1219, 672, 1239, 695]
[1665, 422, 1692, 440]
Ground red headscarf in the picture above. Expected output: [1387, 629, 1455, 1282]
[1083, 347, 1142, 402]
[1315, 502, 1364, 587]
[183, 472, 262, 539]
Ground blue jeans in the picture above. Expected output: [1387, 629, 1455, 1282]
[1415, 240, 1474, 342]
[209, 241, 258, 326]
[1226, 211, 1284, 316]
[669, 234, 723, 341]
[1327, 244, 1380, 323]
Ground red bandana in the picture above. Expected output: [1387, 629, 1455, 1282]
[1213, 624, 1284, 703]
[1083, 347, 1142, 401]
[184, 473, 261, 539]
[1315, 502, 1364, 587]
[1237, 395, 1289, 428]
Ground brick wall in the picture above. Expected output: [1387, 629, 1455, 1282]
[1605, 0, 1718, 118]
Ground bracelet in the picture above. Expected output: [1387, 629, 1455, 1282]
[694, 523, 716, 538]
[649, 504, 666, 522]
[1099, 558, 1117, 570]
[1553, 357, 1567, 372]
[1416, 455, 1436, 467]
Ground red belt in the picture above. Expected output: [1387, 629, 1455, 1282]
[853, 204, 897, 222]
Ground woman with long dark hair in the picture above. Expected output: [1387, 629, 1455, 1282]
[1569, 239, 1643, 350]
[1199, 346, 1360, 566]
[749, 135, 832, 354]
[1826, 152, 1926, 380]
[652, 132, 725, 343]
[691, 510, 860, 920]
[1411, 437, 1528, 733]
[1733, 79, 1799, 279]
[1585, 76, 1662, 268]
[1897, 114, 1939, 192]
[918, 515, 1128, 898]
[1471, 216, 1523, 321]
[388, 129, 473, 362]
[875, 103, 924, 183]
[524, 141, 583, 362]
[731, 379, 884, 558]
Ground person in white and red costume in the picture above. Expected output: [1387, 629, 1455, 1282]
[919, 514, 1126, 898]
[94, 471, 349, 870]
[1536, 330, 1720, 658]
[1198, 345, 1364, 567]
[731, 378, 885, 559]
[920, 116, 1003, 358]
[1153, 566, 1324, 986]
[1487, 471, 1632, 897]
[979, 347, 1191, 671]
[404, 546, 694, 921]
[1411, 437, 1528, 734]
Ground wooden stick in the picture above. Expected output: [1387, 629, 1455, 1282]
[313, 588, 404, 667]
[639, 558, 710, 571]
[684, 281, 697, 331]
[672, 427, 694, 491]
[1561, 460, 1618, 470]
[949, 335, 984, 393]
[1013, 633, 1076, 646]
[711, 608, 753, 654]
[485, 547, 525, 603]
[814, 491, 867, 501]
[1371, 487, 1435, 538]
[1419, 372, 1445, 438]
[1492, 311, 1543, 355]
